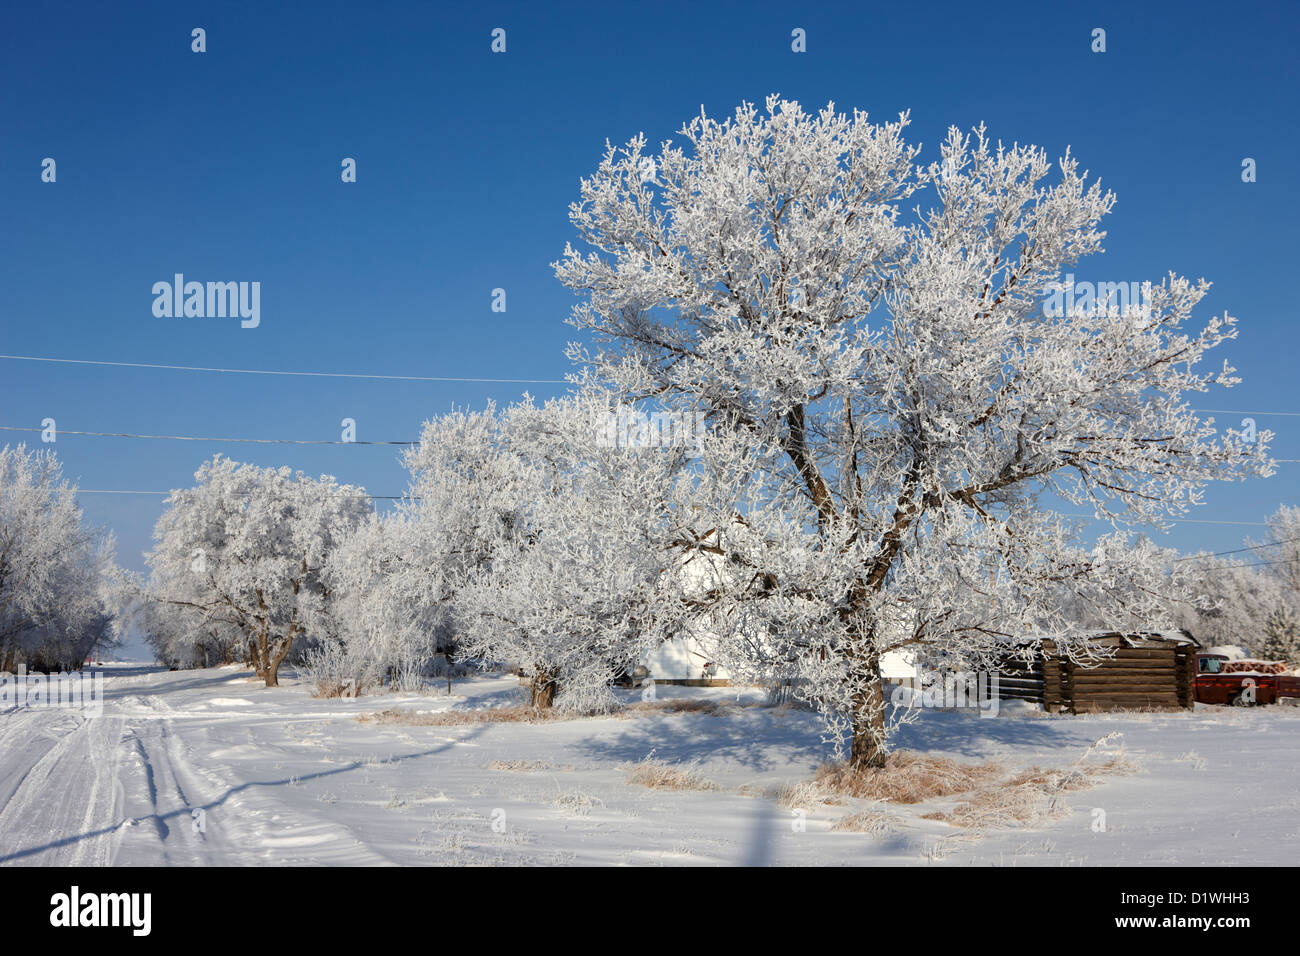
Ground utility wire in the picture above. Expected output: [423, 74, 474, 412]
[0, 354, 569, 385]
[0, 425, 417, 445]
[0, 356, 1295, 417]
[1175, 530, 1300, 561]
[1196, 409, 1300, 417]
[7, 424, 1300, 459]
[1060, 513, 1270, 527]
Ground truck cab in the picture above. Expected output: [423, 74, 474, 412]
[1195, 652, 1300, 706]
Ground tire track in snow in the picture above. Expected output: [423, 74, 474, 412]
[114, 715, 264, 866]
[109, 675, 398, 865]
[3, 666, 449, 865]
[0, 711, 127, 865]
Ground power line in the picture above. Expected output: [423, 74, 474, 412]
[0, 425, 417, 445]
[68, 492, 1284, 527]
[0, 356, 1295, 417]
[10, 423, 1300, 459]
[1174, 534, 1300, 562]
[1195, 409, 1300, 418]
[1059, 512, 1270, 527]
[0, 354, 569, 385]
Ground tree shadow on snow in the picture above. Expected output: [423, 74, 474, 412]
[574, 701, 1099, 776]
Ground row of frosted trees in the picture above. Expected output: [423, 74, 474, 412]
[28, 96, 1283, 766]
[140, 388, 702, 708]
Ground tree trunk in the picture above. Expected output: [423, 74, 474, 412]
[531, 669, 558, 708]
[265, 635, 294, 688]
[848, 646, 888, 770]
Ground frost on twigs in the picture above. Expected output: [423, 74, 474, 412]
[554, 93, 1273, 766]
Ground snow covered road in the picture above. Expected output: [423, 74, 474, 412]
[2, 663, 1298, 866]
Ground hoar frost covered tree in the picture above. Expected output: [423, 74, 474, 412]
[556, 95, 1271, 767]
[137, 560, 246, 669]
[1170, 555, 1286, 651]
[0, 444, 121, 671]
[306, 405, 532, 699]
[1171, 505, 1300, 658]
[401, 388, 694, 710]
[312, 511, 455, 695]
[145, 456, 369, 686]
[1259, 606, 1300, 666]
[1248, 504, 1300, 597]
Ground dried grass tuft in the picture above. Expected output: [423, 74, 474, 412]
[772, 780, 844, 808]
[359, 705, 572, 726]
[923, 737, 1139, 831]
[359, 696, 738, 727]
[624, 758, 719, 792]
[487, 759, 555, 772]
[831, 809, 905, 835]
[553, 789, 606, 815]
[312, 679, 362, 699]
[922, 782, 1067, 830]
[813, 751, 1005, 804]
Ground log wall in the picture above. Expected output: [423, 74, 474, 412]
[995, 636, 1195, 714]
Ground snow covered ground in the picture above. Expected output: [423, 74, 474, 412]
[1, 662, 1297, 866]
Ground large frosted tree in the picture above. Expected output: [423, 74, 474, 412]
[556, 95, 1271, 767]
[145, 456, 370, 686]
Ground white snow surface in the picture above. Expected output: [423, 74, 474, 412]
[2, 662, 1297, 866]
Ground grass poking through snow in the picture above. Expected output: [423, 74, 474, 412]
[831, 809, 905, 835]
[359, 697, 742, 727]
[624, 757, 720, 792]
[813, 751, 1006, 804]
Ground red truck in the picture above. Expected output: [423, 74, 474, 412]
[1195, 653, 1300, 706]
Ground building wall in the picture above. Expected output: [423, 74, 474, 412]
[640, 634, 730, 682]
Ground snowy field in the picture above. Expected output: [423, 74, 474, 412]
[1, 663, 1297, 867]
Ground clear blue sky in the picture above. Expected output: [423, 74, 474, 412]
[2, 0, 1298, 581]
